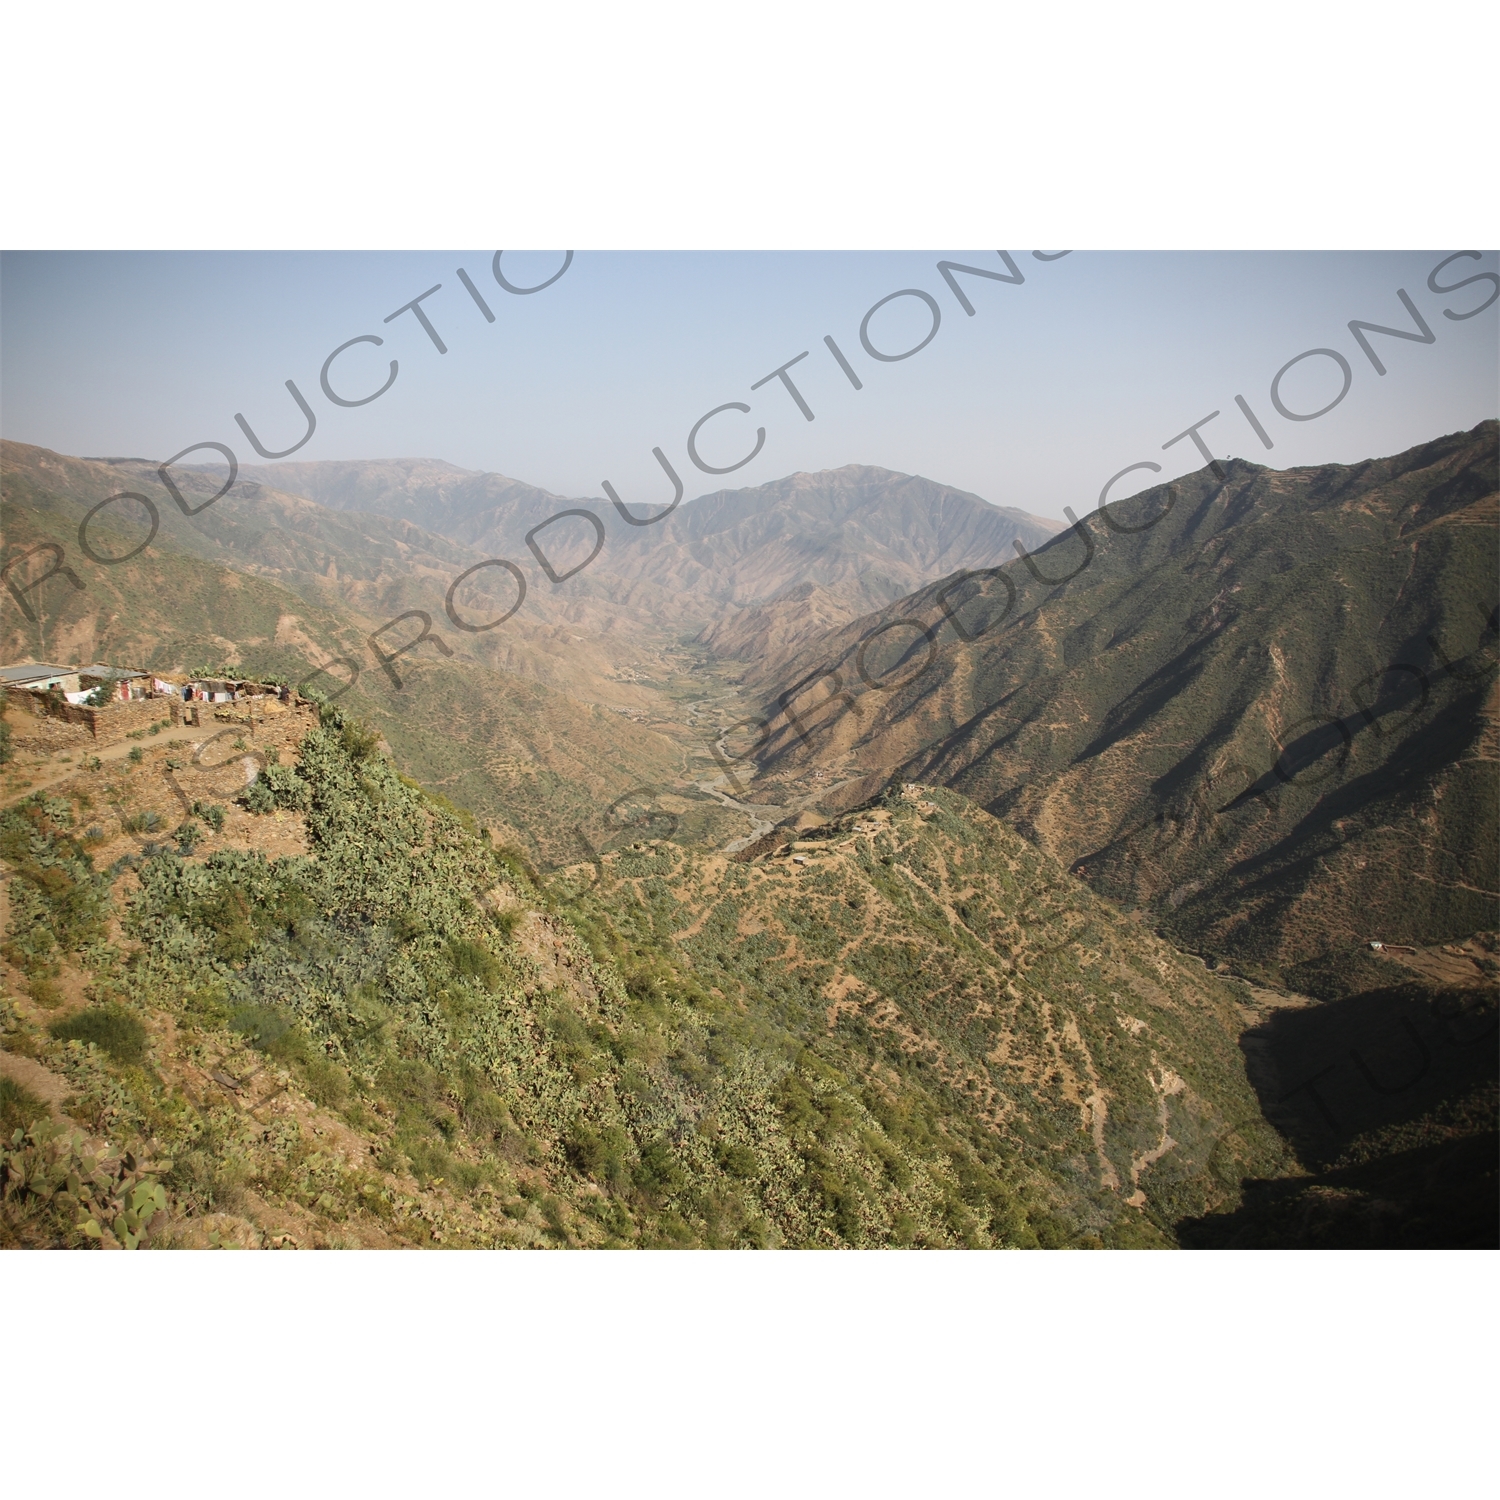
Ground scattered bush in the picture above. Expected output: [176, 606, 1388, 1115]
[28, 977, 63, 1010]
[229, 1004, 290, 1050]
[447, 938, 501, 991]
[0, 1077, 47, 1136]
[240, 779, 275, 814]
[191, 801, 226, 833]
[127, 747, 143, 764]
[49, 1005, 148, 1065]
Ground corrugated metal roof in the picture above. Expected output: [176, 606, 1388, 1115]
[75, 664, 147, 678]
[0, 661, 77, 684]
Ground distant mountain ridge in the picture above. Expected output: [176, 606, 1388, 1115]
[601, 465, 1060, 619]
[244, 457, 1060, 643]
[241, 457, 570, 537]
[0, 441, 684, 865]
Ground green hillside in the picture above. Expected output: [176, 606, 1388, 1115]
[5, 428, 1495, 1249]
[1, 710, 1295, 1249]
[1, 443, 682, 866]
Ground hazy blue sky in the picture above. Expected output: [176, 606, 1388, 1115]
[2, 250, 1495, 520]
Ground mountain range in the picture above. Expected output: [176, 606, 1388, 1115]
[3, 423, 1495, 1247]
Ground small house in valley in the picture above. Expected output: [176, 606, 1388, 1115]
[2, 658, 180, 745]
[70, 664, 152, 704]
[0, 662, 81, 693]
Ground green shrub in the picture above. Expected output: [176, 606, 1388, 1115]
[635, 1136, 684, 1197]
[191, 802, 226, 833]
[28, 977, 63, 1010]
[300, 1056, 350, 1110]
[565, 1120, 632, 1192]
[174, 820, 202, 852]
[493, 844, 540, 887]
[229, 1004, 290, 1050]
[48, 1005, 148, 1065]
[240, 779, 275, 815]
[389, 911, 427, 943]
[127, 747, 143, 764]
[335, 983, 392, 1050]
[540, 1195, 569, 1239]
[402, 1135, 455, 1186]
[339, 719, 382, 763]
[180, 985, 231, 1028]
[193, 884, 258, 965]
[463, 1086, 509, 1137]
[121, 809, 162, 835]
[447, 938, 501, 991]
[716, 1142, 758, 1179]
[0, 1077, 48, 1136]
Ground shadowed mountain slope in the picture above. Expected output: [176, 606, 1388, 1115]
[727, 423, 1500, 985]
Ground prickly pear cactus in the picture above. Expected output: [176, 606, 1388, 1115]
[1, 1120, 171, 1249]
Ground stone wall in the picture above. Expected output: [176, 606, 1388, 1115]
[3, 687, 181, 743]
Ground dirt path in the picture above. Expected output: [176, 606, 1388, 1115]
[2, 723, 210, 809]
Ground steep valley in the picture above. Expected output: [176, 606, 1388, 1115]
[729, 423, 1500, 988]
[3, 426, 1495, 1248]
